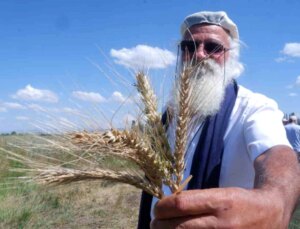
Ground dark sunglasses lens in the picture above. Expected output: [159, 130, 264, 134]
[180, 41, 196, 53]
[205, 42, 224, 54]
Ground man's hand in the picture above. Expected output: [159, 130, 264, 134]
[151, 145, 300, 229]
[151, 187, 286, 229]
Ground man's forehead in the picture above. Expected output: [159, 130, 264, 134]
[183, 24, 231, 42]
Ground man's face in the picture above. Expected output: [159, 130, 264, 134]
[169, 24, 242, 119]
[181, 24, 231, 65]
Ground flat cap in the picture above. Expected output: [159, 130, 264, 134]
[180, 11, 239, 40]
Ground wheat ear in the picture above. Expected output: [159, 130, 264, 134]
[135, 72, 173, 163]
[71, 129, 174, 193]
[4, 140, 165, 199]
[2, 69, 196, 198]
[174, 66, 192, 188]
[135, 72, 179, 191]
[32, 167, 164, 198]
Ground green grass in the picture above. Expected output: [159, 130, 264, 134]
[290, 206, 300, 229]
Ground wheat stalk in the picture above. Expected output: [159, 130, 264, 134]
[2, 68, 196, 199]
[174, 66, 192, 188]
[23, 167, 163, 198]
[135, 72, 173, 163]
[71, 128, 175, 193]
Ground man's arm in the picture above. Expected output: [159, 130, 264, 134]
[151, 146, 300, 228]
[253, 145, 300, 226]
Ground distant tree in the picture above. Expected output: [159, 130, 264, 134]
[10, 131, 17, 135]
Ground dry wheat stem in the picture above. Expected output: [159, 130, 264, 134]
[135, 72, 176, 191]
[1, 68, 199, 199]
[174, 66, 192, 188]
[33, 167, 163, 198]
[71, 129, 174, 192]
[72, 131, 143, 167]
[135, 72, 173, 163]
[136, 72, 159, 122]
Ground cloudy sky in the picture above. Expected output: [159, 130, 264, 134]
[0, 0, 299, 133]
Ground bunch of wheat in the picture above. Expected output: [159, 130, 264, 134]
[1, 66, 195, 199]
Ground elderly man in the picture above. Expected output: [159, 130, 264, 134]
[285, 115, 300, 161]
[138, 11, 300, 228]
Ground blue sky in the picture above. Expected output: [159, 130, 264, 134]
[0, 0, 299, 133]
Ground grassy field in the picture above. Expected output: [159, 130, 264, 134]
[0, 134, 141, 228]
[0, 179, 141, 228]
[0, 135, 299, 228]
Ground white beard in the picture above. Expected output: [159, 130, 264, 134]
[169, 56, 242, 120]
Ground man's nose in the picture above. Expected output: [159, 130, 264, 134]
[194, 44, 208, 60]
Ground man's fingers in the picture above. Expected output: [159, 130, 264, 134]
[154, 188, 235, 219]
[150, 215, 219, 229]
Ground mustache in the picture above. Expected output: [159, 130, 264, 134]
[183, 59, 221, 80]
[169, 58, 226, 119]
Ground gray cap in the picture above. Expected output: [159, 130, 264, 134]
[180, 11, 239, 40]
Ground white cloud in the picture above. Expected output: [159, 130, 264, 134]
[16, 116, 29, 121]
[288, 93, 298, 97]
[12, 85, 59, 103]
[281, 43, 300, 57]
[296, 76, 300, 86]
[27, 103, 46, 112]
[0, 107, 7, 112]
[275, 57, 287, 63]
[111, 91, 125, 102]
[110, 91, 133, 103]
[3, 102, 26, 110]
[110, 44, 176, 70]
[286, 76, 300, 89]
[72, 91, 106, 103]
[63, 107, 80, 113]
[62, 107, 91, 119]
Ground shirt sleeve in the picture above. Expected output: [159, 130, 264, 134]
[243, 94, 291, 162]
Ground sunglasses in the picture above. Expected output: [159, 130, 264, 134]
[180, 40, 228, 55]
